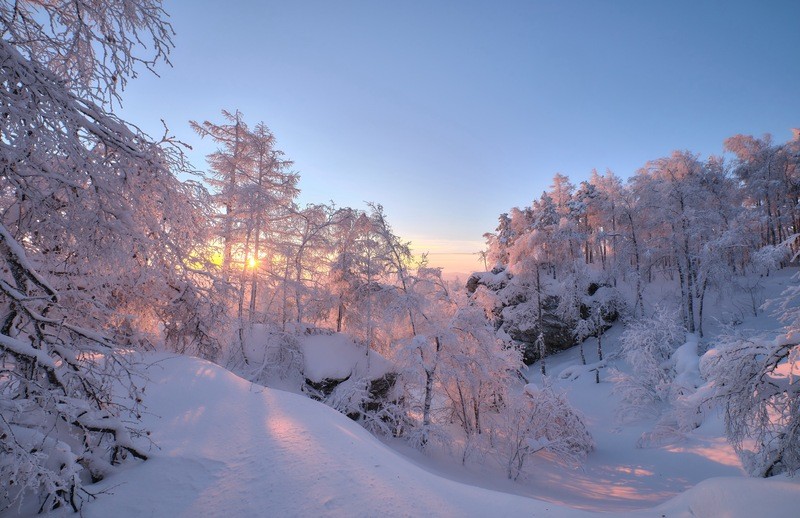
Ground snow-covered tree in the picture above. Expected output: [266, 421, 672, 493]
[507, 230, 549, 340]
[192, 112, 298, 353]
[326, 208, 366, 332]
[394, 268, 524, 454]
[437, 301, 521, 442]
[725, 134, 799, 247]
[702, 331, 799, 477]
[588, 169, 625, 275]
[286, 203, 346, 326]
[1, 0, 182, 511]
[191, 110, 253, 275]
[240, 122, 297, 325]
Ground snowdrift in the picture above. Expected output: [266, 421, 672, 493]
[55, 354, 799, 517]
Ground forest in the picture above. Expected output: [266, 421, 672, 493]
[1, 1, 799, 515]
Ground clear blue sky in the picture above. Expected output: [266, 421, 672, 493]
[118, 0, 800, 274]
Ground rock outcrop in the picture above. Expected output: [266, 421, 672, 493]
[467, 268, 619, 364]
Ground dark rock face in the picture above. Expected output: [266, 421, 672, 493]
[304, 375, 351, 401]
[503, 296, 576, 364]
[303, 372, 399, 422]
[467, 269, 619, 365]
[361, 373, 398, 416]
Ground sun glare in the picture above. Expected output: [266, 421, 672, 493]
[248, 257, 258, 268]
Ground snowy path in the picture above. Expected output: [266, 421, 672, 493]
[80, 356, 591, 517]
[68, 355, 799, 517]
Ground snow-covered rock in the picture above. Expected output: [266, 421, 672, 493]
[300, 333, 391, 383]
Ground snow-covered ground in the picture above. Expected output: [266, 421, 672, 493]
[62, 354, 595, 517]
[33, 269, 799, 517]
[41, 353, 798, 518]
[377, 324, 750, 513]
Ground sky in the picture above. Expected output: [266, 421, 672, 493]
[117, 0, 800, 276]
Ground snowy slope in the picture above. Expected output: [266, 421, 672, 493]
[505, 325, 745, 512]
[70, 354, 590, 517]
[47, 354, 799, 518]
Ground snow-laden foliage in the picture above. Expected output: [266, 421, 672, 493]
[387, 264, 529, 453]
[2, 1, 798, 506]
[227, 325, 305, 391]
[435, 304, 521, 439]
[498, 382, 594, 481]
[702, 332, 799, 477]
[1, 0, 173, 103]
[0, 341, 149, 512]
[700, 256, 800, 477]
[612, 308, 685, 421]
[636, 335, 707, 448]
[483, 135, 799, 342]
[0, 1, 220, 512]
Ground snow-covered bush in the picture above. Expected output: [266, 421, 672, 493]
[751, 244, 791, 276]
[637, 335, 707, 447]
[612, 308, 685, 421]
[227, 325, 305, 391]
[161, 279, 230, 361]
[497, 382, 594, 481]
[1, 427, 82, 513]
[0, 345, 150, 512]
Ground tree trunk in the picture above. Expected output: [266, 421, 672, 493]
[222, 117, 243, 276]
[675, 255, 693, 333]
[697, 276, 709, 338]
[535, 264, 546, 376]
[237, 225, 253, 359]
[336, 297, 344, 332]
[626, 212, 644, 316]
[595, 324, 603, 384]
[295, 244, 305, 324]
[420, 337, 441, 446]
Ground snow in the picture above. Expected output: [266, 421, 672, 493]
[300, 332, 391, 382]
[515, 360, 750, 511]
[43, 351, 800, 518]
[22, 270, 798, 517]
[468, 268, 512, 290]
[558, 359, 606, 381]
[650, 476, 800, 517]
[64, 354, 591, 517]
[671, 335, 702, 394]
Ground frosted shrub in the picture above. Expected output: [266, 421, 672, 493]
[227, 327, 305, 391]
[612, 308, 685, 422]
[498, 382, 593, 481]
